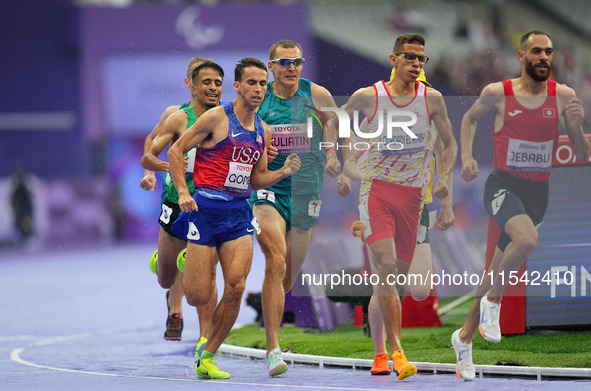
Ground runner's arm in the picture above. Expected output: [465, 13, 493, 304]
[250, 124, 301, 190]
[140, 105, 179, 191]
[560, 86, 590, 162]
[141, 110, 187, 173]
[168, 107, 221, 212]
[460, 83, 503, 182]
[428, 90, 457, 199]
[311, 83, 341, 176]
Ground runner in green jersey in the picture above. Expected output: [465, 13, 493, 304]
[141, 61, 222, 343]
[140, 57, 211, 198]
[249, 39, 349, 376]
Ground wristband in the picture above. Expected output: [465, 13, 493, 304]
[324, 147, 337, 154]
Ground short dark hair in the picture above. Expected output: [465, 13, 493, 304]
[191, 61, 224, 83]
[393, 33, 426, 53]
[234, 57, 267, 82]
[520, 30, 552, 50]
[269, 39, 302, 59]
[187, 57, 213, 77]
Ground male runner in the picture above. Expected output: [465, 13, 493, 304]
[249, 39, 345, 376]
[140, 57, 212, 197]
[142, 62, 223, 350]
[356, 69, 455, 377]
[139, 57, 212, 341]
[452, 30, 589, 381]
[168, 57, 301, 379]
[342, 33, 457, 381]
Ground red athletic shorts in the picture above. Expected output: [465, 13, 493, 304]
[358, 180, 423, 262]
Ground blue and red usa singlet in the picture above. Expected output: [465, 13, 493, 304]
[492, 79, 559, 181]
[193, 101, 265, 200]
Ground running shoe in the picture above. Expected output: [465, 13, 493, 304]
[392, 350, 416, 380]
[149, 250, 158, 275]
[479, 295, 501, 343]
[196, 357, 231, 379]
[177, 248, 186, 273]
[370, 353, 391, 375]
[451, 329, 475, 381]
[267, 347, 288, 376]
[164, 313, 183, 341]
[194, 336, 208, 364]
[350, 220, 365, 242]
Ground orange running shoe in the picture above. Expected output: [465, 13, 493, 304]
[370, 353, 391, 375]
[392, 350, 417, 380]
[351, 220, 365, 242]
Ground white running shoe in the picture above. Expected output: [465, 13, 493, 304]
[451, 329, 475, 381]
[479, 295, 501, 343]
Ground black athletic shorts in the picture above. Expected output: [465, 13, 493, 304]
[158, 197, 184, 241]
[483, 169, 549, 251]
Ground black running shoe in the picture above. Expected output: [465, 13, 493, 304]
[164, 313, 183, 341]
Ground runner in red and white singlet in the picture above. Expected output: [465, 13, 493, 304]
[342, 33, 457, 381]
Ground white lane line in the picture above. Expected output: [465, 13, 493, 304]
[9, 325, 402, 391]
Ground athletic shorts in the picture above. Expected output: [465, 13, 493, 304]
[158, 197, 184, 241]
[248, 189, 321, 231]
[416, 204, 431, 245]
[171, 193, 260, 248]
[358, 180, 423, 263]
[483, 168, 549, 251]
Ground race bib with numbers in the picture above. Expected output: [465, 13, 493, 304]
[256, 189, 276, 203]
[159, 203, 173, 224]
[308, 200, 322, 217]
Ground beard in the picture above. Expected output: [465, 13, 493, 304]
[525, 58, 551, 82]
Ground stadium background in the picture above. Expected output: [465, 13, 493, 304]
[1, 0, 590, 332]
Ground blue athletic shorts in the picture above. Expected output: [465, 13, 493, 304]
[171, 193, 260, 248]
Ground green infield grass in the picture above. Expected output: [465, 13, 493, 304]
[226, 298, 591, 368]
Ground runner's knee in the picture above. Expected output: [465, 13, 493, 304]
[185, 285, 211, 307]
[512, 231, 538, 256]
[223, 279, 246, 301]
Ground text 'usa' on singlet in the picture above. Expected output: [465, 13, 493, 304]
[193, 101, 265, 201]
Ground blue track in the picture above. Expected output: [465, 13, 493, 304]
[1, 245, 590, 390]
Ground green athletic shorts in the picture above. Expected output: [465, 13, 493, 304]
[248, 189, 322, 231]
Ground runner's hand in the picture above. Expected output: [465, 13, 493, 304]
[178, 192, 197, 213]
[183, 156, 190, 172]
[433, 178, 449, 199]
[565, 97, 585, 130]
[461, 156, 479, 182]
[268, 140, 279, 164]
[435, 203, 454, 231]
[324, 149, 341, 177]
[336, 173, 351, 197]
[283, 153, 301, 176]
[140, 172, 157, 191]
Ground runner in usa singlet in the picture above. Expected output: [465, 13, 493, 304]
[192, 101, 265, 201]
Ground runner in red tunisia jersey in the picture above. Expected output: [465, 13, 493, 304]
[452, 30, 590, 382]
